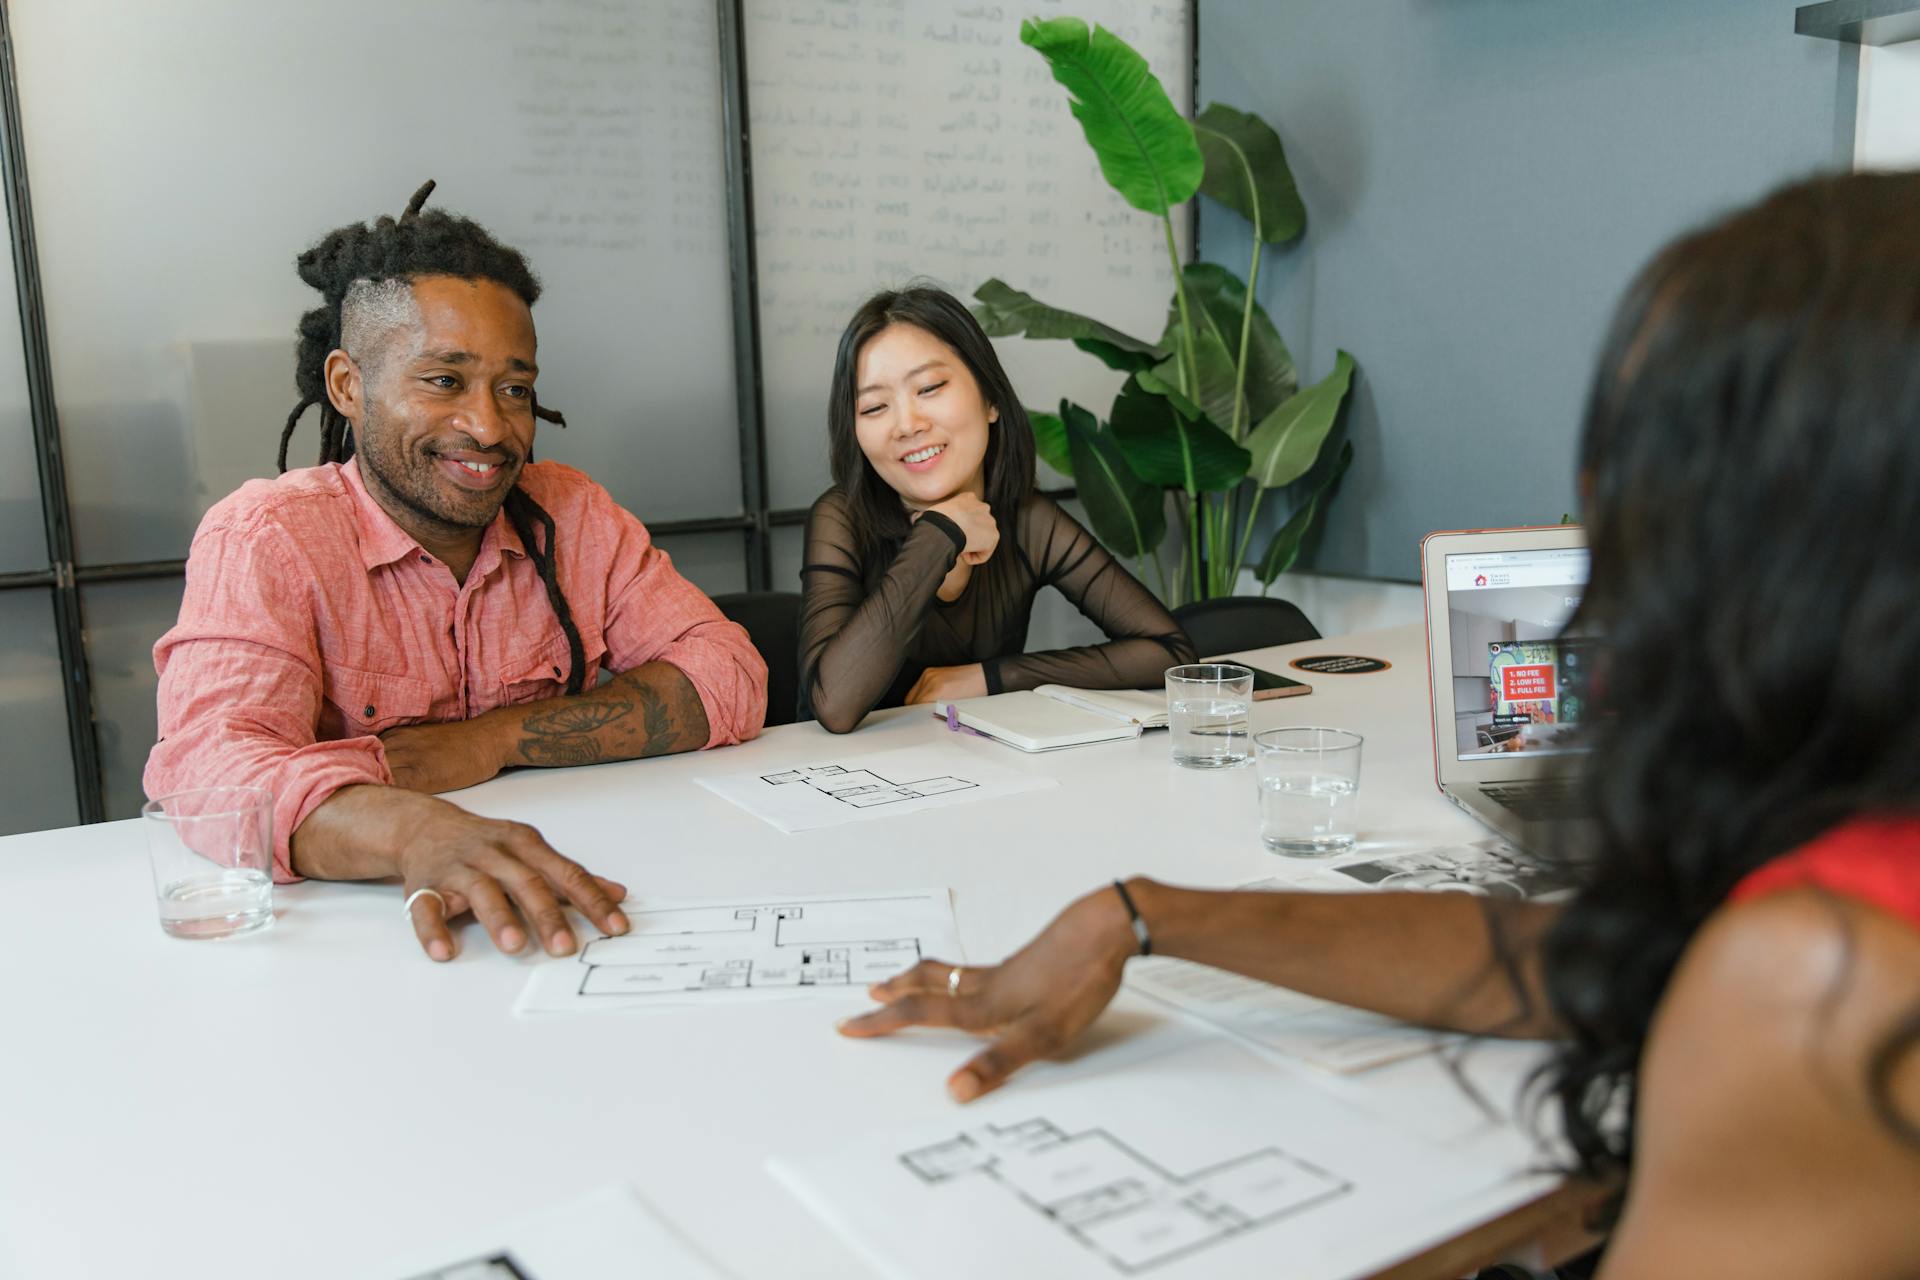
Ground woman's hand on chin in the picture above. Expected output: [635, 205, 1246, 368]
[917, 492, 999, 565]
[904, 663, 988, 706]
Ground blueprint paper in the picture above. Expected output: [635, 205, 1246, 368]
[517, 889, 963, 1013]
[1125, 956, 1450, 1074]
[694, 746, 1057, 833]
[767, 1036, 1538, 1280]
[389, 1183, 730, 1280]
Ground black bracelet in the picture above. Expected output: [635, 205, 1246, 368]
[1112, 879, 1151, 956]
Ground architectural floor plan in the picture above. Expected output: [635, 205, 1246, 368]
[517, 889, 963, 1013]
[901, 1119, 1350, 1275]
[696, 745, 1055, 832]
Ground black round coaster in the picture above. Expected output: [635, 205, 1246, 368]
[1289, 654, 1392, 675]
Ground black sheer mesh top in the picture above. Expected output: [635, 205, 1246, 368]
[799, 488, 1196, 731]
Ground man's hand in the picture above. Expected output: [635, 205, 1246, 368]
[838, 884, 1137, 1101]
[904, 663, 988, 706]
[380, 718, 510, 794]
[291, 784, 629, 962]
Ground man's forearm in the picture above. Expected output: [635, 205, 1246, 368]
[289, 783, 420, 880]
[1127, 880, 1566, 1038]
[501, 660, 710, 769]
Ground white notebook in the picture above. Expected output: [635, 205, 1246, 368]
[932, 685, 1166, 752]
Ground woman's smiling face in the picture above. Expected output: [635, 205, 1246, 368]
[852, 322, 997, 509]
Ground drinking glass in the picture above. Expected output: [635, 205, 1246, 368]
[1165, 664, 1254, 769]
[1255, 727, 1363, 856]
[143, 786, 274, 939]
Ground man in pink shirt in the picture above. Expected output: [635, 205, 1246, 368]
[146, 183, 768, 962]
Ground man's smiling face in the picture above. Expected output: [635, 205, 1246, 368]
[350, 274, 540, 534]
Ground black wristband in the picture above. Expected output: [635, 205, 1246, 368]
[915, 509, 968, 556]
[1112, 879, 1151, 956]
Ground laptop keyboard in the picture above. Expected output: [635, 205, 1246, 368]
[1481, 778, 1587, 822]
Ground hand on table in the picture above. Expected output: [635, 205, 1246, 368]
[395, 800, 629, 963]
[837, 884, 1137, 1101]
[904, 663, 988, 707]
[380, 718, 508, 794]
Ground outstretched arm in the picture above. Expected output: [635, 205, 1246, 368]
[842, 879, 1562, 1101]
[377, 660, 710, 793]
[987, 498, 1195, 693]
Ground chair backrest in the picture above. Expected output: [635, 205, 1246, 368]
[711, 591, 804, 728]
[1171, 596, 1320, 660]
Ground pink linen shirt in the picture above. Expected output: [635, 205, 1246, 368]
[146, 458, 767, 880]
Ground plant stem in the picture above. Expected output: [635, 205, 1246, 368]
[1232, 485, 1267, 584]
[1186, 491, 1203, 609]
[1231, 237, 1262, 441]
[1162, 214, 1199, 397]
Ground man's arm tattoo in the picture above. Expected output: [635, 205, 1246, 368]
[523, 700, 631, 736]
[639, 684, 674, 753]
[520, 736, 606, 766]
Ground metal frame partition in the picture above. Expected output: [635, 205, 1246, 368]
[0, 0, 1195, 827]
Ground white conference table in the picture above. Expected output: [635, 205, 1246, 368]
[0, 623, 1587, 1280]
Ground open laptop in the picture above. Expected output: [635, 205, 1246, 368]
[1421, 526, 1593, 852]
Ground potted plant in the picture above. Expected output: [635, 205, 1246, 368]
[974, 16, 1354, 605]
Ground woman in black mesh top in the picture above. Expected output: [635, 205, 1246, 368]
[801, 286, 1195, 732]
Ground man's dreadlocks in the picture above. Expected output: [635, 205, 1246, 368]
[280, 180, 586, 694]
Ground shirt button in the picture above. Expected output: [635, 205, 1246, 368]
[419, 554, 431, 564]
[364, 705, 376, 718]
[552, 665, 562, 678]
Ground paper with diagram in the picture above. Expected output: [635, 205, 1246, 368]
[768, 1036, 1542, 1280]
[695, 745, 1057, 833]
[517, 889, 962, 1013]
[1125, 956, 1449, 1074]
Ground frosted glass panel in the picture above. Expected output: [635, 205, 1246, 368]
[652, 532, 748, 598]
[82, 577, 186, 821]
[770, 524, 807, 595]
[0, 590, 78, 835]
[0, 206, 45, 574]
[747, 0, 1193, 509]
[13, 0, 739, 565]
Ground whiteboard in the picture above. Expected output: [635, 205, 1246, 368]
[12, 0, 740, 564]
[746, 0, 1194, 510]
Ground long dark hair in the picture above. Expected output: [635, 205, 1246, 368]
[1541, 170, 1920, 1176]
[825, 285, 1036, 576]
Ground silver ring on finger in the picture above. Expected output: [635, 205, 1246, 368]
[948, 965, 965, 998]
[402, 886, 447, 919]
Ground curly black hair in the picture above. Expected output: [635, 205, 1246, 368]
[280, 180, 585, 694]
[1541, 170, 1920, 1178]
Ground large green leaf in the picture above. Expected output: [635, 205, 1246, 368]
[1147, 324, 1240, 433]
[1244, 350, 1355, 490]
[1257, 441, 1352, 585]
[1194, 103, 1306, 244]
[1109, 375, 1249, 493]
[1020, 17, 1203, 216]
[1062, 400, 1165, 558]
[1030, 406, 1073, 478]
[1179, 263, 1296, 429]
[973, 279, 1164, 373]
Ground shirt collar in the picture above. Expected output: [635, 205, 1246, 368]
[341, 456, 528, 572]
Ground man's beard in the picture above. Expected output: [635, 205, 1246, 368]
[354, 402, 521, 533]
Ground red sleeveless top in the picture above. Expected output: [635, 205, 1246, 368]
[1729, 816, 1920, 928]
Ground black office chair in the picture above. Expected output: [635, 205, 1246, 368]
[1172, 596, 1320, 660]
[712, 591, 804, 727]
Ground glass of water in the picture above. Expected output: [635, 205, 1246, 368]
[1165, 663, 1254, 769]
[1255, 727, 1363, 856]
[143, 786, 274, 940]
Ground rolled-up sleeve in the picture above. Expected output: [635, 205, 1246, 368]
[596, 496, 767, 746]
[144, 521, 390, 882]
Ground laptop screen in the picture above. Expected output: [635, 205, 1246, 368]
[1443, 547, 1591, 761]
